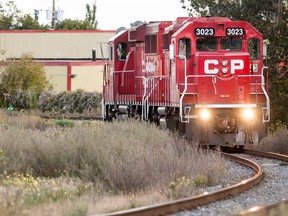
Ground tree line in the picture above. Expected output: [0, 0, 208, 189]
[0, 0, 97, 30]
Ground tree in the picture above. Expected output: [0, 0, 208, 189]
[180, 0, 277, 24]
[0, 1, 98, 30]
[0, 0, 20, 29]
[0, 1, 49, 30]
[16, 14, 49, 30]
[85, 1, 98, 29]
[54, 1, 98, 30]
[0, 53, 51, 108]
[55, 19, 96, 30]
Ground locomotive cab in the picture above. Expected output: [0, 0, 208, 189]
[103, 29, 130, 119]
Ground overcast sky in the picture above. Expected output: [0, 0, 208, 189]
[10, 0, 188, 30]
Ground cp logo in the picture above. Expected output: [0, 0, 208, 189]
[204, 59, 244, 74]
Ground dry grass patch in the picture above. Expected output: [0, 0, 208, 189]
[0, 110, 228, 215]
[256, 128, 288, 155]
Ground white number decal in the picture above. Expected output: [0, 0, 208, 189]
[226, 28, 244, 36]
[195, 28, 215, 36]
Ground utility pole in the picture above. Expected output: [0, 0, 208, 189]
[51, 0, 56, 28]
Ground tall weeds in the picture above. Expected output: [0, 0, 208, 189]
[0, 110, 228, 214]
[257, 128, 288, 154]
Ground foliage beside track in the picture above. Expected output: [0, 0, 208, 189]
[0, 53, 50, 109]
[38, 90, 102, 115]
[257, 128, 288, 155]
[2, 89, 102, 116]
[0, 110, 227, 215]
[1, 89, 102, 116]
[0, 53, 102, 116]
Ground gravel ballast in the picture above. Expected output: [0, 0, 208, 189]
[175, 154, 288, 216]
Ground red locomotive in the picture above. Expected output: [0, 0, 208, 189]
[102, 16, 270, 146]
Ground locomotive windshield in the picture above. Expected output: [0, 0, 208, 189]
[220, 38, 242, 51]
[196, 37, 242, 51]
[196, 38, 217, 51]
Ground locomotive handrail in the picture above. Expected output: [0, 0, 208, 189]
[146, 78, 160, 99]
[238, 69, 270, 122]
[180, 74, 222, 122]
[134, 75, 171, 121]
[135, 76, 149, 121]
[113, 70, 135, 73]
[144, 78, 159, 120]
[261, 66, 270, 122]
[143, 76, 170, 120]
[179, 72, 270, 122]
[177, 54, 188, 123]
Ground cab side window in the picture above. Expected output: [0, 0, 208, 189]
[178, 38, 191, 59]
[116, 42, 127, 61]
[248, 38, 260, 60]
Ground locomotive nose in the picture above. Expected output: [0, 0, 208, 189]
[198, 52, 250, 77]
[203, 58, 245, 76]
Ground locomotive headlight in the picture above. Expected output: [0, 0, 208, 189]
[242, 108, 254, 121]
[199, 109, 210, 121]
[222, 67, 228, 74]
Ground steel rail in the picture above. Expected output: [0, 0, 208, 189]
[242, 148, 288, 162]
[234, 199, 288, 216]
[232, 148, 288, 216]
[94, 152, 264, 216]
[40, 115, 104, 121]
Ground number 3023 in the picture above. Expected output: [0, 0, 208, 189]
[194, 28, 215, 36]
[226, 28, 244, 36]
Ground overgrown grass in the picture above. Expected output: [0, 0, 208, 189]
[257, 128, 288, 155]
[0, 109, 228, 215]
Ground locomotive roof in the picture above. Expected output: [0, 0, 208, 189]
[108, 16, 261, 43]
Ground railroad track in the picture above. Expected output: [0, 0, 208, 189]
[93, 148, 259, 216]
[93, 148, 288, 216]
[40, 115, 104, 121]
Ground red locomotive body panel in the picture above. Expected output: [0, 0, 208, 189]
[103, 17, 270, 146]
[196, 53, 250, 104]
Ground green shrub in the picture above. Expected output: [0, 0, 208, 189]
[3, 89, 40, 110]
[54, 119, 75, 128]
[0, 53, 102, 114]
[268, 120, 287, 134]
[0, 53, 50, 108]
[38, 90, 102, 115]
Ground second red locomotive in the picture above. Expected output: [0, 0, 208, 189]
[103, 16, 270, 146]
